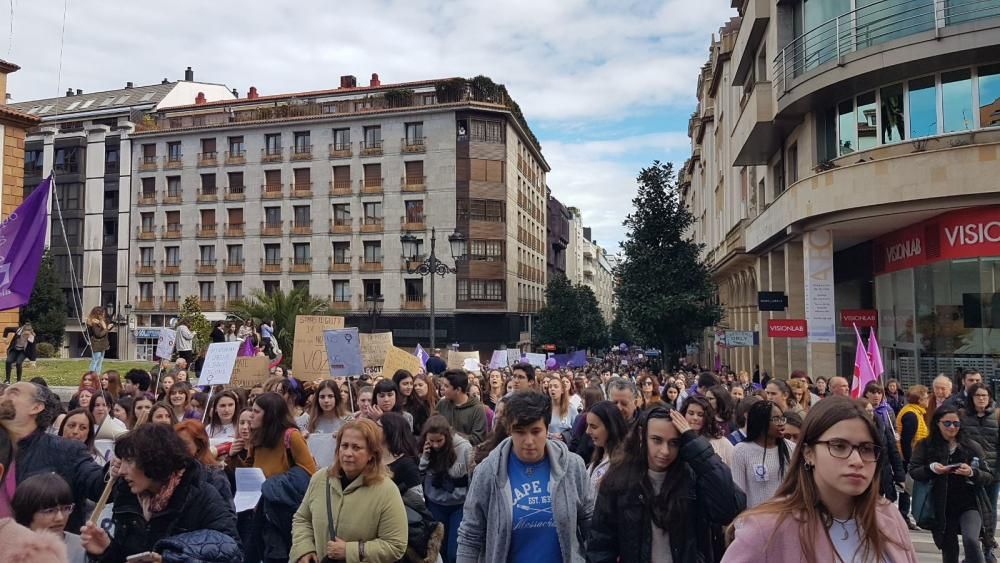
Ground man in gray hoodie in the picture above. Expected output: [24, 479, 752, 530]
[457, 390, 594, 563]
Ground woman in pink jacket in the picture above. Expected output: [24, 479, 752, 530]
[724, 396, 918, 563]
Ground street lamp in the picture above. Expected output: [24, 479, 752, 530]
[365, 294, 384, 332]
[401, 227, 466, 351]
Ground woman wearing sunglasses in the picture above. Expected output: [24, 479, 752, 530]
[910, 406, 993, 563]
[725, 397, 917, 562]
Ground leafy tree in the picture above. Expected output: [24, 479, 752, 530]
[228, 287, 331, 365]
[534, 275, 608, 351]
[615, 161, 722, 359]
[609, 308, 635, 347]
[20, 250, 66, 347]
[179, 296, 212, 353]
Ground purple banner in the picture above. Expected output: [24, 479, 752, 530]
[0, 178, 50, 310]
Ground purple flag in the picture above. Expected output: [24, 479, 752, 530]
[238, 337, 256, 357]
[0, 178, 51, 310]
[414, 343, 429, 369]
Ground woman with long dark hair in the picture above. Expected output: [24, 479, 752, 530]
[298, 379, 349, 437]
[419, 415, 473, 563]
[380, 412, 421, 493]
[395, 369, 430, 434]
[681, 395, 734, 467]
[584, 400, 628, 489]
[58, 407, 103, 465]
[587, 405, 744, 562]
[725, 396, 917, 562]
[705, 384, 735, 435]
[228, 392, 317, 478]
[89, 389, 127, 441]
[764, 379, 796, 413]
[365, 379, 414, 430]
[911, 406, 993, 563]
[730, 400, 795, 508]
[205, 389, 243, 440]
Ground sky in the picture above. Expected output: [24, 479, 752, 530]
[3, 0, 735, 249]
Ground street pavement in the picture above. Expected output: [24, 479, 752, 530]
[911, 524, 999, 563]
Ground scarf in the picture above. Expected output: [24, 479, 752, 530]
[138, 468, 185, 521]
[873, 400, 894, 432]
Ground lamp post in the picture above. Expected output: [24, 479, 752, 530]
[365, 294, 384, 332]
[401, 227, 466, 351]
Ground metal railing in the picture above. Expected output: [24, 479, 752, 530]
[774, 0, 1000, 94]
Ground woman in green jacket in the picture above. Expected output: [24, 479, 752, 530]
[291, 418, 408, 563]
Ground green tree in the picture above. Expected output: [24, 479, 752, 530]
[609, 308, 634, 347]
[228, 287, 331, 365]
[615, 161, 722, 359]
[534, 275, 608, 351]
[20, 250, 67, 347]
[179, 296, 212, 353]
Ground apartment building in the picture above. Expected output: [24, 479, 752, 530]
[127, 74, 548, 352]
[10, 69, 235, 357]
[685, 1, 1000, 386]
[546, 193, 571, 279]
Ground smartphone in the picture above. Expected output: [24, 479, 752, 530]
[945, 463, 962, 472]
[126, 552, 156, 562]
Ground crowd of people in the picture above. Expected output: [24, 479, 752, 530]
[1, 341, 997, 562]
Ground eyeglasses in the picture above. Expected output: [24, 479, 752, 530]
[974, 394, 991, 399]
[770, 416, 787, 424]
[816, 439, 881, 462]
[941, 420, 961, 428]
[37, 504, 75, 517]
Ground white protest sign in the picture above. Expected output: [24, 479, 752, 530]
[197, 341, 242, 386]
[506, 348, 521, 366]
[234, 467, 266, 513]
[463, 357, 481, 373]
[489, 350, 508, 369]
[156, 328, 176, 359]
[523, 352, 546, 368]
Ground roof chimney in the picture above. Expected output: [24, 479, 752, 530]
[370, 73, 380, 87]
[195, 92, 207, 105]
[231, 88, 238, 98]
[65, 88, 74, 97]
[125, 81, 134, 89]
[184, 66, 194, 81]
[162, 78, 169, 84]
[76, 89, 83, 96]
[247, 86, 259, 99]
[339, 75, 357, 89]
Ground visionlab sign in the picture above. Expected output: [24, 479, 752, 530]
[767, 319, 808, 338]
[875, 206, 1000, 274]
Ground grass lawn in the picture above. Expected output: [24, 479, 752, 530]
[9, 359, 159, 387]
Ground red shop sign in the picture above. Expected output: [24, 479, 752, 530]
[874, 206, 1000, 274]
[767, 319, 808, 338]
[840, 309, 878, 328]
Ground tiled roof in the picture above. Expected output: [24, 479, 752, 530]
[8, 82, 178, 117]
[0, 104, 40, 127]
[0, 59, 21, 73]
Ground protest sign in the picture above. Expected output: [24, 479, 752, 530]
[197, 341, 241, 386]
[361, 332, 393, 369]
[447, 350, 480, 370]
[323, 327, 363, 377]
[489, 350, 509, 369]
[293, 315, 345, 380]
[523, 352, 546, 369]
[506, 348, 521, 367]
[230, 356, 272, 389]
[156, 328, 176, 359]
[234, 468, 266, 513]
[463, 357, 482, 373]
[383, 346, 423, 376]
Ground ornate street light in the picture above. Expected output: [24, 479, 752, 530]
[365, 294, 384, 332]
[401, 227, 466, 351]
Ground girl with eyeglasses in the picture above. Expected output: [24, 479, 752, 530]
[911, 405, 993, 563]
[730, 400, 796, 509]
[725, 396, 917, 562]
[961, 382, 1000, 555]
[12, 472, 86, 563]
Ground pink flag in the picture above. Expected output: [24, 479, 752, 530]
[867, 328, 885, 379]
[850, 324, 877, 399]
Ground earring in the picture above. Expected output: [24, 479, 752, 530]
[804, 461, 814, 470]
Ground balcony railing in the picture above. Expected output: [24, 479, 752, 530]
[360, 258, 383, 272]
[262, 183, 283, 199]
[330, 179, 352, 196]
[223, 259, 245, 274]
[261, 258, 283, 273]
[361, 177, 383, 194]
[139, 155, 158, 171]
[197, 188, 219, 202]
[225, 150, 246, 165]
[163, 191, 183, 205]
[161, 297, 180, 310]
[224, 222, 245, 237]
[225, 185, 245, 201]
[329, 258, 352, 273]
[197, 223, 218, 238]
[402, 293, 426, 310]
[135, 296, 156, 311]
[162, 224, 182, 239]
[196, 259, 218, 274]
[360, 139, 384, 157]
[261, 147, 284, 163]
[402, 176, 426, 192]
[160, 260, 181, 275]
[291, 257, 312, 273]
[199, 297, 220, 310]
[164, 154, 183, 169]
[329, 142, 352, 159]
[137, 191, 157, 206]
[291, 144, 313, 161]
[135, 262, 156, 276]
[197, 152, 218, 167]
[361, 216, 384, 233]
[330, 218, 352, 234]
[261, 220, 284, 236]
[401, 137, 426, 154]
[291, 182, 313, 198]
[291, 219, 312, 235]
[401, 214, 425, 230]
[136, 226, 156, 240]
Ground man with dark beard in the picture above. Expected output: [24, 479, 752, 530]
[0, 382, 107, 531]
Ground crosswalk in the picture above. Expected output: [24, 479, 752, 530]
[910, 525, 999, 563]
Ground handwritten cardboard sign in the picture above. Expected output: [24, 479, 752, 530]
[361, 332, 393, 369]
[506, 348, 521, 367]
[293, 315, 345, 380]
[323, 327, 363, 377]
[197, 341, 241, 386]
[383, 346, 424, 377]
[447, 350, 481, 370]
[230, 356, 272, 389]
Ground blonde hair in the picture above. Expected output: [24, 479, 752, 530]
[546, 374, 570, 418]
[328, 418, 389, 485]
[788, 379, 812, 411]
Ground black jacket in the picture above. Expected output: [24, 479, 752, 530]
[587, 431, 746, 563]
[909, 438, 993, 536]
[425, 356, 447, 375]
[14, 430, 107, 531]
[98, 459, 240, 562]
[875, 415, 906, 500]
[962, 407, 999, 482]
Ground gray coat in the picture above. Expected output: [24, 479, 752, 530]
[456, 437, 594, 563]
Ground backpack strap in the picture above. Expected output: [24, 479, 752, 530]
[284, 428, 296, 467]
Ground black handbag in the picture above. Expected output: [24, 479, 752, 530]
[320, 475, 344, 563]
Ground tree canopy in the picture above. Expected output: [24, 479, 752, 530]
[534, 274, 608, 351]
[228, 287, 332, 365]
[21, 251, 67, 347]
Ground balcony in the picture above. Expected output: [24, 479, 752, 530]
[291, 219, 312, 235]
[197, 188, 219, 202]
[329, 258, 352, 273]
[262, 183, 283, 199]
[197, 152, 218, 167]
[291, 182, 313, 198]
[360, 259, 383, 272]
[135, 296, 155, 311]
[261, 220, 284, 236]
[134, 262, 155, 276]
[401, 214, 425, 231]
[136, 226, 156, 241]
[291, 258, 312, 273]
[401, 137, 426, 154]
[261, 147, 284, 163]
[732, 81, 779, 166]
[162, 224, 182, 239]
[405, 254, 427, 271]
[401, 176, 426, 192]
[402, 293, 426, 310]
[164, 154, 184, 170]
[160, 260, 181, 275]
[223, 259, 245, 274]
[196, 259, 218, 274]
[138, 155, 158, 172]
[199, 297, 220, 311]
[224, 222, 245, 237]
[162, 191, 183, 205]
[261, 258, 283, 274]
[137, 191, 157, 206]
[291, 145, 313, 161]
[197, 223, 218, 238]
[731, 0, 769, 87]
[361, 216, 384, 233]
[329, 142, 352, 159]
[161, 297, 180, 311]
[225, 185, 246, 201]
[330, 179, 353, 197]
[361, 177, 383, 195]
[360, 139, 383, 157]
[330, 218, 352, 234]
[225, 150, 246, 165]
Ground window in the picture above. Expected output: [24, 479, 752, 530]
[103, 219, 116, 245]
[202, 173, 217, 193]
[772, 158, 785, 197]
[332, 242, 350, 264]
[363, 125, 382, 147]
[333, 128, 350, 150]
[880, 84, 906, 143]
[228, 171, 244, 189]
[363, 241, 382, 263]
[264, 170, 281, 189]
[167, 142, 182, 161]
[24, 150, 43, 174]
[54, 147, 79, 174]
[363, 202, 383, 221]
[460, 199, 505, 222]
[227, 245, 243, 265]
[265, 134, 282, 154]
[469, 158, 504, 182]
[104, 189, 119, 211]
[786, 144, 798, 185]
[265, 207, 282, 226]
[226, 281, 243, 301]
[200, 245, 216, 263]
[165, 246, 180, 267]
[199, 282, 214, 301]
[293, 243, 310, 264]
[332, 204, 351, 224]
[104, 147, 119, 174]
[909, 76, 938, 138]
[293, 206, 311, 226]
[141, 177, 156, 197]
[140, 213, 154, 231]
[201, 138, 217, 156]
[458, 279, 504, 301]
[140, 247, 154, 267]
[856, 91, 877, 152]
[363, 279, 382, 300]
[166, 210, 181, 227]
[228, 136, 245, 156]
[404, 160, 424, 182]
[333, 165, 351, 188]
[838, 100, 855, 155]
[470, 120, 503, 143]
[264, 244, 281, 264]
[942, 69, 973, 133]
[333, 281, 351, 302]
[405, 200, 424, 223]
[59, 183, 81, 210]
[167, 176, 181, 197]
[293, 168, 310, 188]
[292, 280, 309, 292]
[363, 163, 381, 185]
[293, 132, 311, 152]
[405, 279, 423, 301]
[980, 64, 1000, 129]
[405, 122, 424, 143]
[227, 208, 244, 228]
[263, 280, 281, 294]
[468, 239, 504, 261]
[139, 282, 153, 300]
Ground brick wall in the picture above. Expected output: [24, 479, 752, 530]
[0, 124, 27, 336]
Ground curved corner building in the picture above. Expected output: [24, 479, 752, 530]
[684, 0, 1000, 386]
